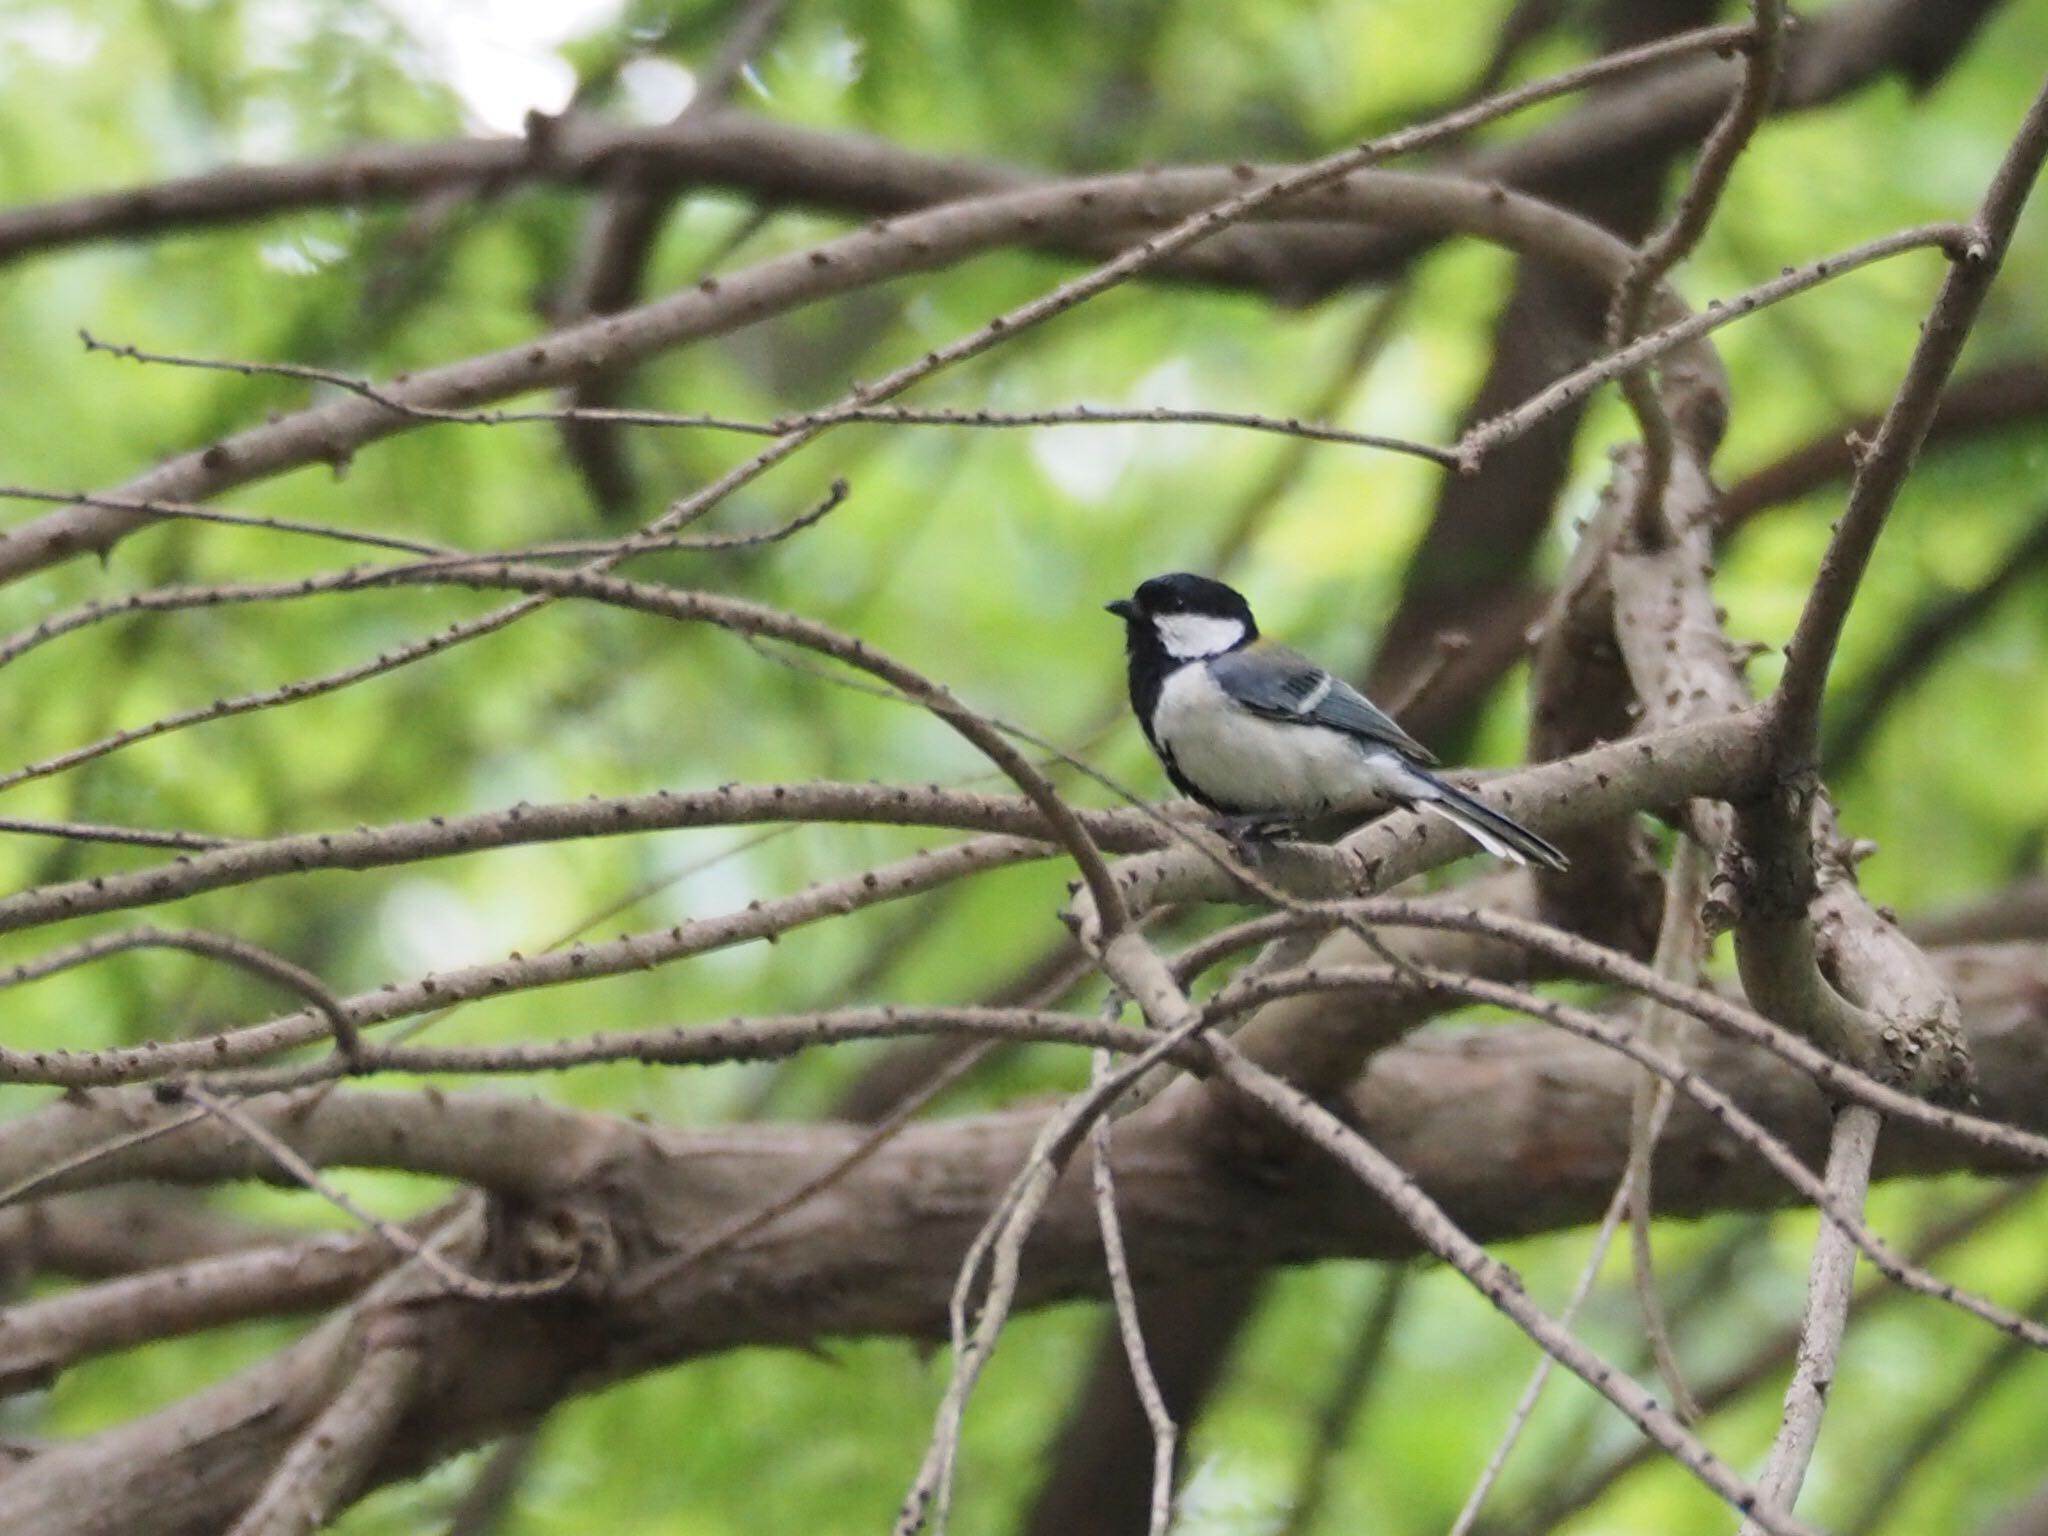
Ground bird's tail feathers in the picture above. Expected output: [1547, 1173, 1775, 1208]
[1414, 777, 1568, 872]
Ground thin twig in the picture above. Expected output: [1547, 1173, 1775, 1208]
[895, 1096, 1073, 1536]
[1772, 79, 2048, 764]
[1445, 1156, 1646, 1536]
[0, 480, 454, 559]
[1089, 1049, 1176, 1536]
[0, 1108, 213, 1211]
[1737, 1103, 1882, 1535]
[67, 344, 1462, 467]
[223, 1313, 426, 1536]
[1206, 1037, 1819, 1536]
[895, 955, 1220, 1536]
[175, 1085, 574, 1302]
[0, 815, 238, 851]
[620, 1039, 997, 1300]
[0, 926, 361, 1063]
[1275, 1266, 1410, 1536]
[1381, 629, 1471, 718]
[1606, 0, 1786, 541]
[1461, 222, 1968, 467]
[1626, 836, 1710, 1424]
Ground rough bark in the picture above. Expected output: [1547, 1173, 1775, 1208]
[0, 944, 2040, 1536]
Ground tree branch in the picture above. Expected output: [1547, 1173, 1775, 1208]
[1, 162, 1719, 585]
[1738, 1104, 1882, 1534]
[1, 943, 2044, 1534]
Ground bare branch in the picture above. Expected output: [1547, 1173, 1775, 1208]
[1771, 79, 2048, 760]
[1207, 1038, 1818, 1536]
[1626, 837, 1712, 1424]
[3, 158, 1724, 583]
[71, 339, 1463, 467]
[1739, 1104, 1882, 1534]
[0, 835, 1056, 1088]
[0, 781, 1161, 939]
[0, 1220, 418, 1395]
[1606, 0, 1786, 538]
[1, 927, 360, 1064]
[1446, 1157, 1644, 1536]
[1274, 1267, 1409, 1536]
[0, 477, 455, 559]
[1459, 222, 1967, 468]
[0, 815, 237, 852]
[175, 1085, 574, 1302]
[1088, 1054, 1176, 1536]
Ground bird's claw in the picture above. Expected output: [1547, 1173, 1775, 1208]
[1214, 813, 1298, 866]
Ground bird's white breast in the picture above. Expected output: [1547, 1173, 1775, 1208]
[1152, 662, 1422, 815]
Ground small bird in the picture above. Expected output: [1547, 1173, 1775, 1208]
[1106, 572, 1566, 870]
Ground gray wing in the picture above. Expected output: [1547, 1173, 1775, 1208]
[1209, 643, 1437, 764]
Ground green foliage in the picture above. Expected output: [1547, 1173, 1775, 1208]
[2, 0, 2047, 1532]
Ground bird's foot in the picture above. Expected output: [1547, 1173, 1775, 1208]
[1213, 813, 1299, 866]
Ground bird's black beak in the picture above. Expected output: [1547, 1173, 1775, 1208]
[1105, 598, 1137, 620]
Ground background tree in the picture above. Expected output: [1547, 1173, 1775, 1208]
[0, 2, 2046, 1533]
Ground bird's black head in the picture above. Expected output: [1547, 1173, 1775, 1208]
[1105, 572, 1259, 661]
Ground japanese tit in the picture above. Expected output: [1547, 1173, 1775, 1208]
[1105, 572, 1567, 870]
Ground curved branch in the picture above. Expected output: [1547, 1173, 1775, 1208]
[0, 834, 1052, 1088]
[0, 944, 2043, 1535]
[0, 166, 1718, 585]
[0, 783, 1163, 938]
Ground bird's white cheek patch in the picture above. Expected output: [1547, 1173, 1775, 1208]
[1155, 613, 1246, 660]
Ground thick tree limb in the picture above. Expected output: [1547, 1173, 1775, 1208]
[0, 1223, 409, 1395]
[0, 21, 1750, 292]
[0, 944, 2042, 1534]
[0, 0, 1996, 298]
[3, 1190, 288, 1279]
